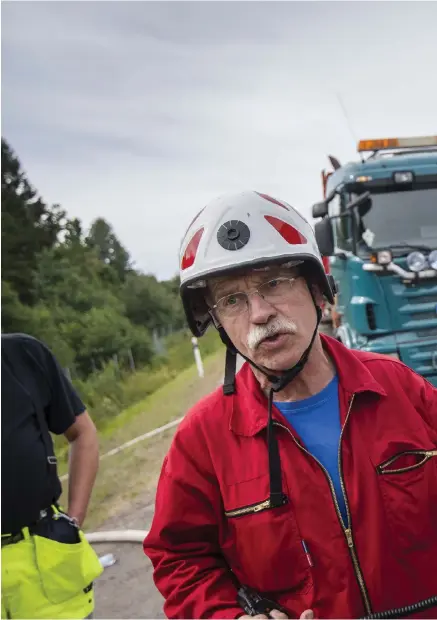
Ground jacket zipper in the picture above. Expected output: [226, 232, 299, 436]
[377, 449, 437, 475]
[224, 498, 273, 518]
[274, 393, 372, 616]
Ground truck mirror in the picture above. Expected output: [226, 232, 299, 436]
[312, 201, 328, 218]
[315, 218, 334, 257]
[345, 191, 372, 216]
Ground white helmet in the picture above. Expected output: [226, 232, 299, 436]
[179, 191, 334, 336]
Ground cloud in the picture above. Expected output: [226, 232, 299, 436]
[2, 1, 437, 279]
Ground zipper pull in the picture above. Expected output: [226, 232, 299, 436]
[253, 500, 270, 512]
[345, 528, 354, 548]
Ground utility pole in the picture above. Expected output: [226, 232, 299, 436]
[191, 337, 204, 378]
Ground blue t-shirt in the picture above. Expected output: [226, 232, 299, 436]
[274, 375, 348, 525]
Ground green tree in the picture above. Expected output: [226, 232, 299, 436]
[74, 307, 153, 374]
[123, 273, 174, 331]
[1, 138, 65, 304]
[1, 280, 35, 334]
[160, 275, 186, 329]
[86, 217, 131, 281]
[34, 243, 123, 314]
[63, 217, 83, 246]
[29, 303, 77, 369]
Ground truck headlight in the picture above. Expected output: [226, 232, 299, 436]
[376, 250, 392, 265]
[406, 251, 427, 272]
[428, 250, 437, 270]
[393, 171, 414, 184]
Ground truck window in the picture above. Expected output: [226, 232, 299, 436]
[351, 186, 437, 251]
[330, 193, 353, 252]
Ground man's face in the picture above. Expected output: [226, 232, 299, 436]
[208, 265, 321, 371]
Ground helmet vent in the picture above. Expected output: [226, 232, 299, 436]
[217, 220, 250, 251]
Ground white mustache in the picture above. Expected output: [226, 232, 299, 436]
[246, 318, 297, 351]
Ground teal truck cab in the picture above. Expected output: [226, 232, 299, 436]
[312, 135, 437, 386]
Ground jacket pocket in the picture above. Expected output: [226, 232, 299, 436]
[224, 496, 287, 518]
[377, 449, 437, 475]
[220, 473, 312, 595]
[376, 448, 437, 553]
[32, 529, 103, 604]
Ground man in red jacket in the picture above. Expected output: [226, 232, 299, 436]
[144, 191, 437, 619]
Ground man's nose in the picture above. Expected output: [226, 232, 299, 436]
[248, 292, 277, 324]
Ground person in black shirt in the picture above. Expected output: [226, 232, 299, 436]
[1, 333, 102, 619]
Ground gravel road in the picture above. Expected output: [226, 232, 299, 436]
[93, 494, 164, 619]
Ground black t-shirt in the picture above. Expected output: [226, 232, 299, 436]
[1, 333, 86, 533]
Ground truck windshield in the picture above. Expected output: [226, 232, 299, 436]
[353, 186, 437, 252]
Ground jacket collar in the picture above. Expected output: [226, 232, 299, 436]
[229, 333, 387, 437]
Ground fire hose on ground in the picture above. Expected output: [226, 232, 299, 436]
[85, 529, 148, 568]
[85, 529, 148, 544]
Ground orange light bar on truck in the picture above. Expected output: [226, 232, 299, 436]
[358, 135, 437, 152]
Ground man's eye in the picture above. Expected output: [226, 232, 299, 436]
[224, 295, 238, 306]
[266, 279, 280, 288]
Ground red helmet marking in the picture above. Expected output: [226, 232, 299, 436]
[181, 227, 204, 270]
[265, 215, 307, 244]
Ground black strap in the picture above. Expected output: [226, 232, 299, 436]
[2, 339, 57, 469]
[267, 389, 287, 507]
[223, 347, 237, 395]
[218, 327, 238, 396]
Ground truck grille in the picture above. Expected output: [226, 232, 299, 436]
[397, 284, 437, 331]
[396, 283, 437, 377]
[399, 337, 437, 378]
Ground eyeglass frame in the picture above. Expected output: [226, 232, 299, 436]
[209, 276, 300, 319]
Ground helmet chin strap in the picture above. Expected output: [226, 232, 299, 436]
[219, 290, 323, 508]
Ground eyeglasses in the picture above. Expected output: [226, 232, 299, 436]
[211, 277, 298, 319]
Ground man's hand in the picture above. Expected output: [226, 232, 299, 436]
[240, 609, 314, 619]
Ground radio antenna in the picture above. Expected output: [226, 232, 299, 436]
[336, 93, 364, 162]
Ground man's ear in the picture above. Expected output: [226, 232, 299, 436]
[311, 283, 324, 306]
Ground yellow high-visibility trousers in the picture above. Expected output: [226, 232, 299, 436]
[1, 519, 102, 619]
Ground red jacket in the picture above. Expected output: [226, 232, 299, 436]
[144, 335, 437, 619]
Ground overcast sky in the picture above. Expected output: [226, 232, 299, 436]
[2, 1, 437, 280]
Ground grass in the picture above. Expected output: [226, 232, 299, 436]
[54, 328, 221, 463]
[58, 347, 225, 530]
